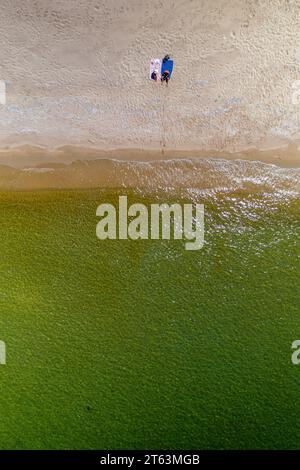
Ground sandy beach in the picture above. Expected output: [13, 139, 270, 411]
[0, 0, 300, 168]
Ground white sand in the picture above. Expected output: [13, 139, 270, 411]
[0, 1, 300, 166]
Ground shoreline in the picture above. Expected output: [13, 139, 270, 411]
[0, 148, 299, 193]
[0, 144, 300, 169]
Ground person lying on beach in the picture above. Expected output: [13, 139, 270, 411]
[161, 70, 170, 85]
[151, 69, 159, 81]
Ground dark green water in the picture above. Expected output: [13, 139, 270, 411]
[0, 187, 299, 449]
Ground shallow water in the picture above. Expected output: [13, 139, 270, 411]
[0, 157, 300, 195]
[0, 159, 299, 449]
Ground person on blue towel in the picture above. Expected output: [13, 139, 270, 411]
[161, 69, 170, 85]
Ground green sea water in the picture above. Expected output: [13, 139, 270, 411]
[0, 186, 299, 449]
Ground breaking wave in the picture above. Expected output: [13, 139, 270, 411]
[0, 157, 299, 199]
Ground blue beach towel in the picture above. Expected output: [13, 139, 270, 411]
[161, 59, 174, 78]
